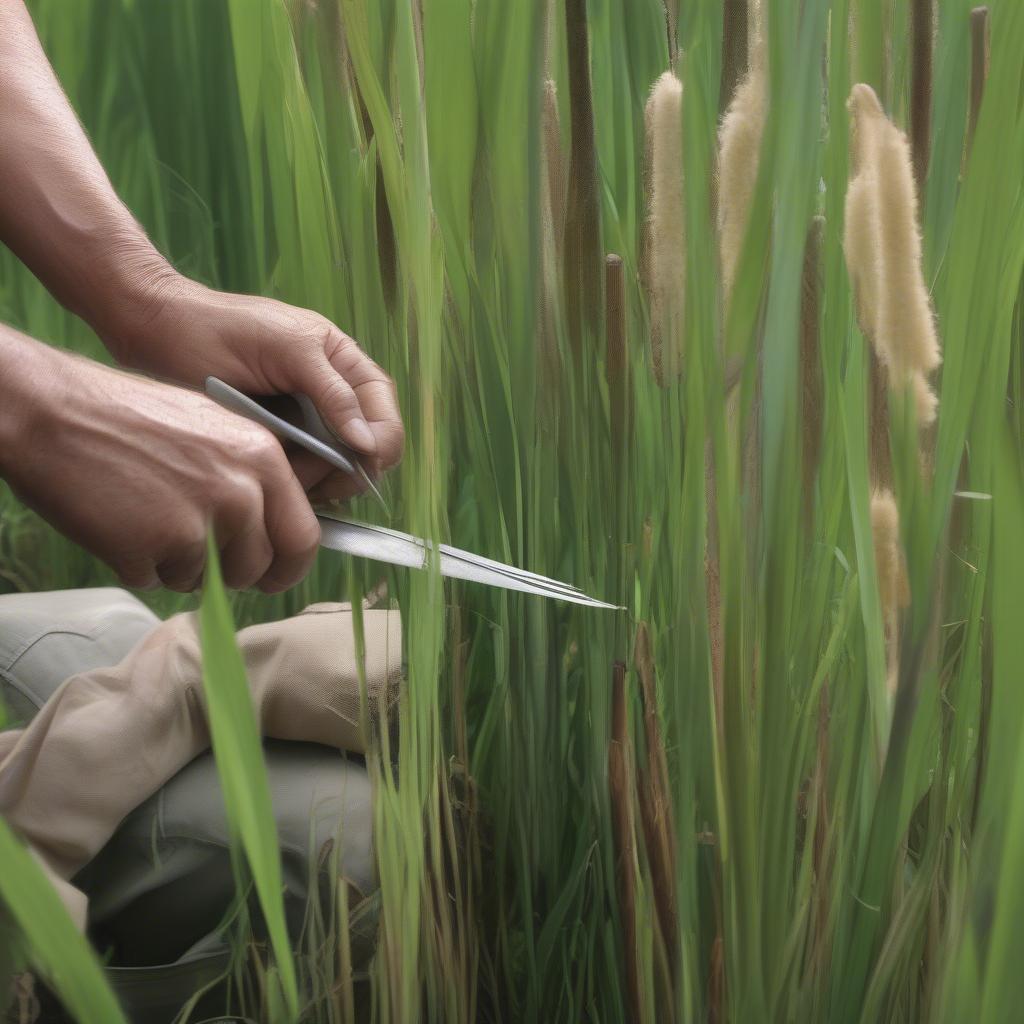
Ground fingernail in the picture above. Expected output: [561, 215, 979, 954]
[346, 417, 377, 453]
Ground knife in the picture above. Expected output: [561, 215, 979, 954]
[205, 376, 619, 609]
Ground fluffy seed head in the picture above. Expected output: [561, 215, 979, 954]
[718, 32, 768, 308]
[843, 84, 941, 427]
[644, 71, 685, 383]
[871, 489, 910, 694]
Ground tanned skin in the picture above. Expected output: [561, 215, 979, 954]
[0, 0, 404, 593]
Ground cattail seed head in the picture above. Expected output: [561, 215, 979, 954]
[843, 84, 941, 428]
[718, 32, 767, 311]
[870, 489, 910, 695]
[644, 70, 685, 385]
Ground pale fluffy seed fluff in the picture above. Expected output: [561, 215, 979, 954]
[644, 70, 685, 384]
[843, 84, 941, 426]
[718, 34, 767, 310]
[870, 489, 910, 695]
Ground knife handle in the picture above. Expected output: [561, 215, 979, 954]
[204, 376, 357, 476]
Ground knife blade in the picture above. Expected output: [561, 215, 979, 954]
[317, 515, 620, 609]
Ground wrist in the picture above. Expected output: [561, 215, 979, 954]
[71, 228, 183, 365]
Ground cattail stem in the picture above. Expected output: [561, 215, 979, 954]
[800, 217, 825, 528]
[543, 80, 566, 261]
[909, 0, 934, 198]
[609, 661, 643, 1024]
[564, 0, 602, 361]
[720, 0, 750, 112]
[968, 7, 990, 156]
[634, 624, 678, 974]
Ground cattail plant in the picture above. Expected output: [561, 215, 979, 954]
[643, 70, 685, 386]
[844, 83, 942, 429]
[563, 0, 602, 360]
[609, 661, 643, 1024]
[718, 29, 767, 313]
[633, 623, 677, 983]
[871, 490, 910, 694]
[909, 0, 935, 193]
[844, 83, 943, 701]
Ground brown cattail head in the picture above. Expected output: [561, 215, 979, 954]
[844, 84, 941, 429]
[644, 70, 685, 386]
[718, 30, 768, 313]
[870, 489, 910, 695]
[563, 0, 602, 361]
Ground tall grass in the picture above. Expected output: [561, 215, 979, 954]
[2, 0, 1024, 1021]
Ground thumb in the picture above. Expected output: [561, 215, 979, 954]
[302, 354, 378, 455]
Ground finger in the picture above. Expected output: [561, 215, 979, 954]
[287, 447, 368, 503]
[155, 537, 207, 594]
[116, 556, 160, 592]
[218, 502, 274, 591]
[302, 346, 378, 457]
[324, 336, 404, 471]
[307, 472, 367, 505]
[257, 458, 322, 594]
[287, 447, 340, 493]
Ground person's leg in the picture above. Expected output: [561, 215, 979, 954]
[74, 740, 378, 967]
[0, 590, 399, 1020]
[0, 598, 401, 879]
[0, 588, 160, 724]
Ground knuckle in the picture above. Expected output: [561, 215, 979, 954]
[115, 558, 156, 591]
[278, 512, 321, 562]
[242, 428, 286, 475]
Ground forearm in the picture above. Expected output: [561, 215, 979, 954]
[0, 0, 172, 341]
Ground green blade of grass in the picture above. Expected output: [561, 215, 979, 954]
[199, 534, 299, 1020]
[0, 819, 127, 1024]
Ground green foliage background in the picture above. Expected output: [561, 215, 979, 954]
[2, 0, 1024, 1021]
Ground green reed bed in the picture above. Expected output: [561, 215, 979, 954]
[2, 1, 1024, 1021]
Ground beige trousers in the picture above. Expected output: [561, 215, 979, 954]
[0, 601, 402, 922]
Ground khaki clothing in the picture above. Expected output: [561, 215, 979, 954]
[0, 588, 401, 1021]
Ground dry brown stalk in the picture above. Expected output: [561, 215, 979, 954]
[643, 71, 685, 386]
[720, 0, 750, 113]
[800, 216, 825, 527]
[909, 0, 934, 197]
[633, 624, 678, 972]
[968, 7, 990, 155]
[707, 932, 726, 1024]
[609, 661, 643, 1024]
[564, 0, 602, 362]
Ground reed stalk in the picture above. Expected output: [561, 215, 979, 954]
[609, 661, 643, 1024]
[563, 0, 602, 360]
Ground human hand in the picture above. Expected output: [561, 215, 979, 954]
[102, 273, 404, 503]
[2, 347, 321, 593]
